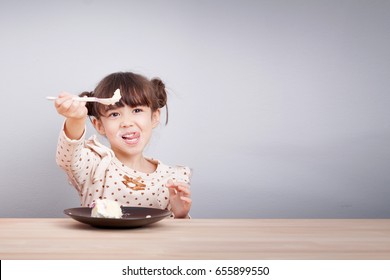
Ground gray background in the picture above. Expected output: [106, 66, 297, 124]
[0, 0, 389, 218]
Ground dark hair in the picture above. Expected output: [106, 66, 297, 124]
[80, 72, 168, 124]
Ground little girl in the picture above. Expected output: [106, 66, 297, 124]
[54, 72, 191, 218]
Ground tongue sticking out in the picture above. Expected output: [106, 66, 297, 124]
[122, 133, 135, 139]
[122, 132, 139, 144]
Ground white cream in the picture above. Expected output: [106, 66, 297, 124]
[110, 88, 122, 104]
[91, 199, 122, 219]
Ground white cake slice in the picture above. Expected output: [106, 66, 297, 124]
[91, 199, 122, 219]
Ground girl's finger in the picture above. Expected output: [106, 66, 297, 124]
[166, 179, 174, 188]
[174, 181, 189, 187]
[168, 187, 177, 196]
[166, 180, 189, 189]
[180, 196, 192, 204]
[167, 185, 191, 196]
[176, 185, 191, 196]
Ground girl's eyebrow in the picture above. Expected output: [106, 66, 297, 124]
[103, 105, 121, 112]
[131, 105, 148, 108]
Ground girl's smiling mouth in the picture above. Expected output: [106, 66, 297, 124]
[120, 131, 140, 145]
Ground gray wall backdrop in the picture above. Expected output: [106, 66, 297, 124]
[0, 0, 389, 218]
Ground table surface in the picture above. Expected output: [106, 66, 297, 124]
[1, 218, 389, 259]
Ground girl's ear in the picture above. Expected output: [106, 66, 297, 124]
[92, 117, 105, 135]
[152, 109, 161, 128]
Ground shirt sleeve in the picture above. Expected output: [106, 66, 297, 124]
[55, 125, 100, 193]
[174, 166, 192, 185]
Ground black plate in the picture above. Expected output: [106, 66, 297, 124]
[64, 207, 171, 229]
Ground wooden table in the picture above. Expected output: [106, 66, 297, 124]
[0, 218, 389, 259]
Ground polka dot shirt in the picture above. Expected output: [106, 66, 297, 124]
[56, 128, 191, 217]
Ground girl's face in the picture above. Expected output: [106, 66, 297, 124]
[93, 105, 160, 160]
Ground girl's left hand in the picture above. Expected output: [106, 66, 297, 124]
[166, 179, 192, 218]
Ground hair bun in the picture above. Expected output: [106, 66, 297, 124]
[151, 78, 167, 109]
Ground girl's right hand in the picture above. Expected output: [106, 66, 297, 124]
[54, 92, 88, 120]
[54, 92, 88, 140]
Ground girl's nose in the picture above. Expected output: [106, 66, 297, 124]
[119, 110, 134, 127]
[120, 119, 133, 127]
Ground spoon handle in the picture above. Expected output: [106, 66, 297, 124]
[46, 96, 99, 102]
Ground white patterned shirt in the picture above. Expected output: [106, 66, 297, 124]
[56, 127, 191, 216]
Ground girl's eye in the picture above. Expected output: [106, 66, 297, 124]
[108, 112, 120, 118]
[133, 108, 143, 113]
